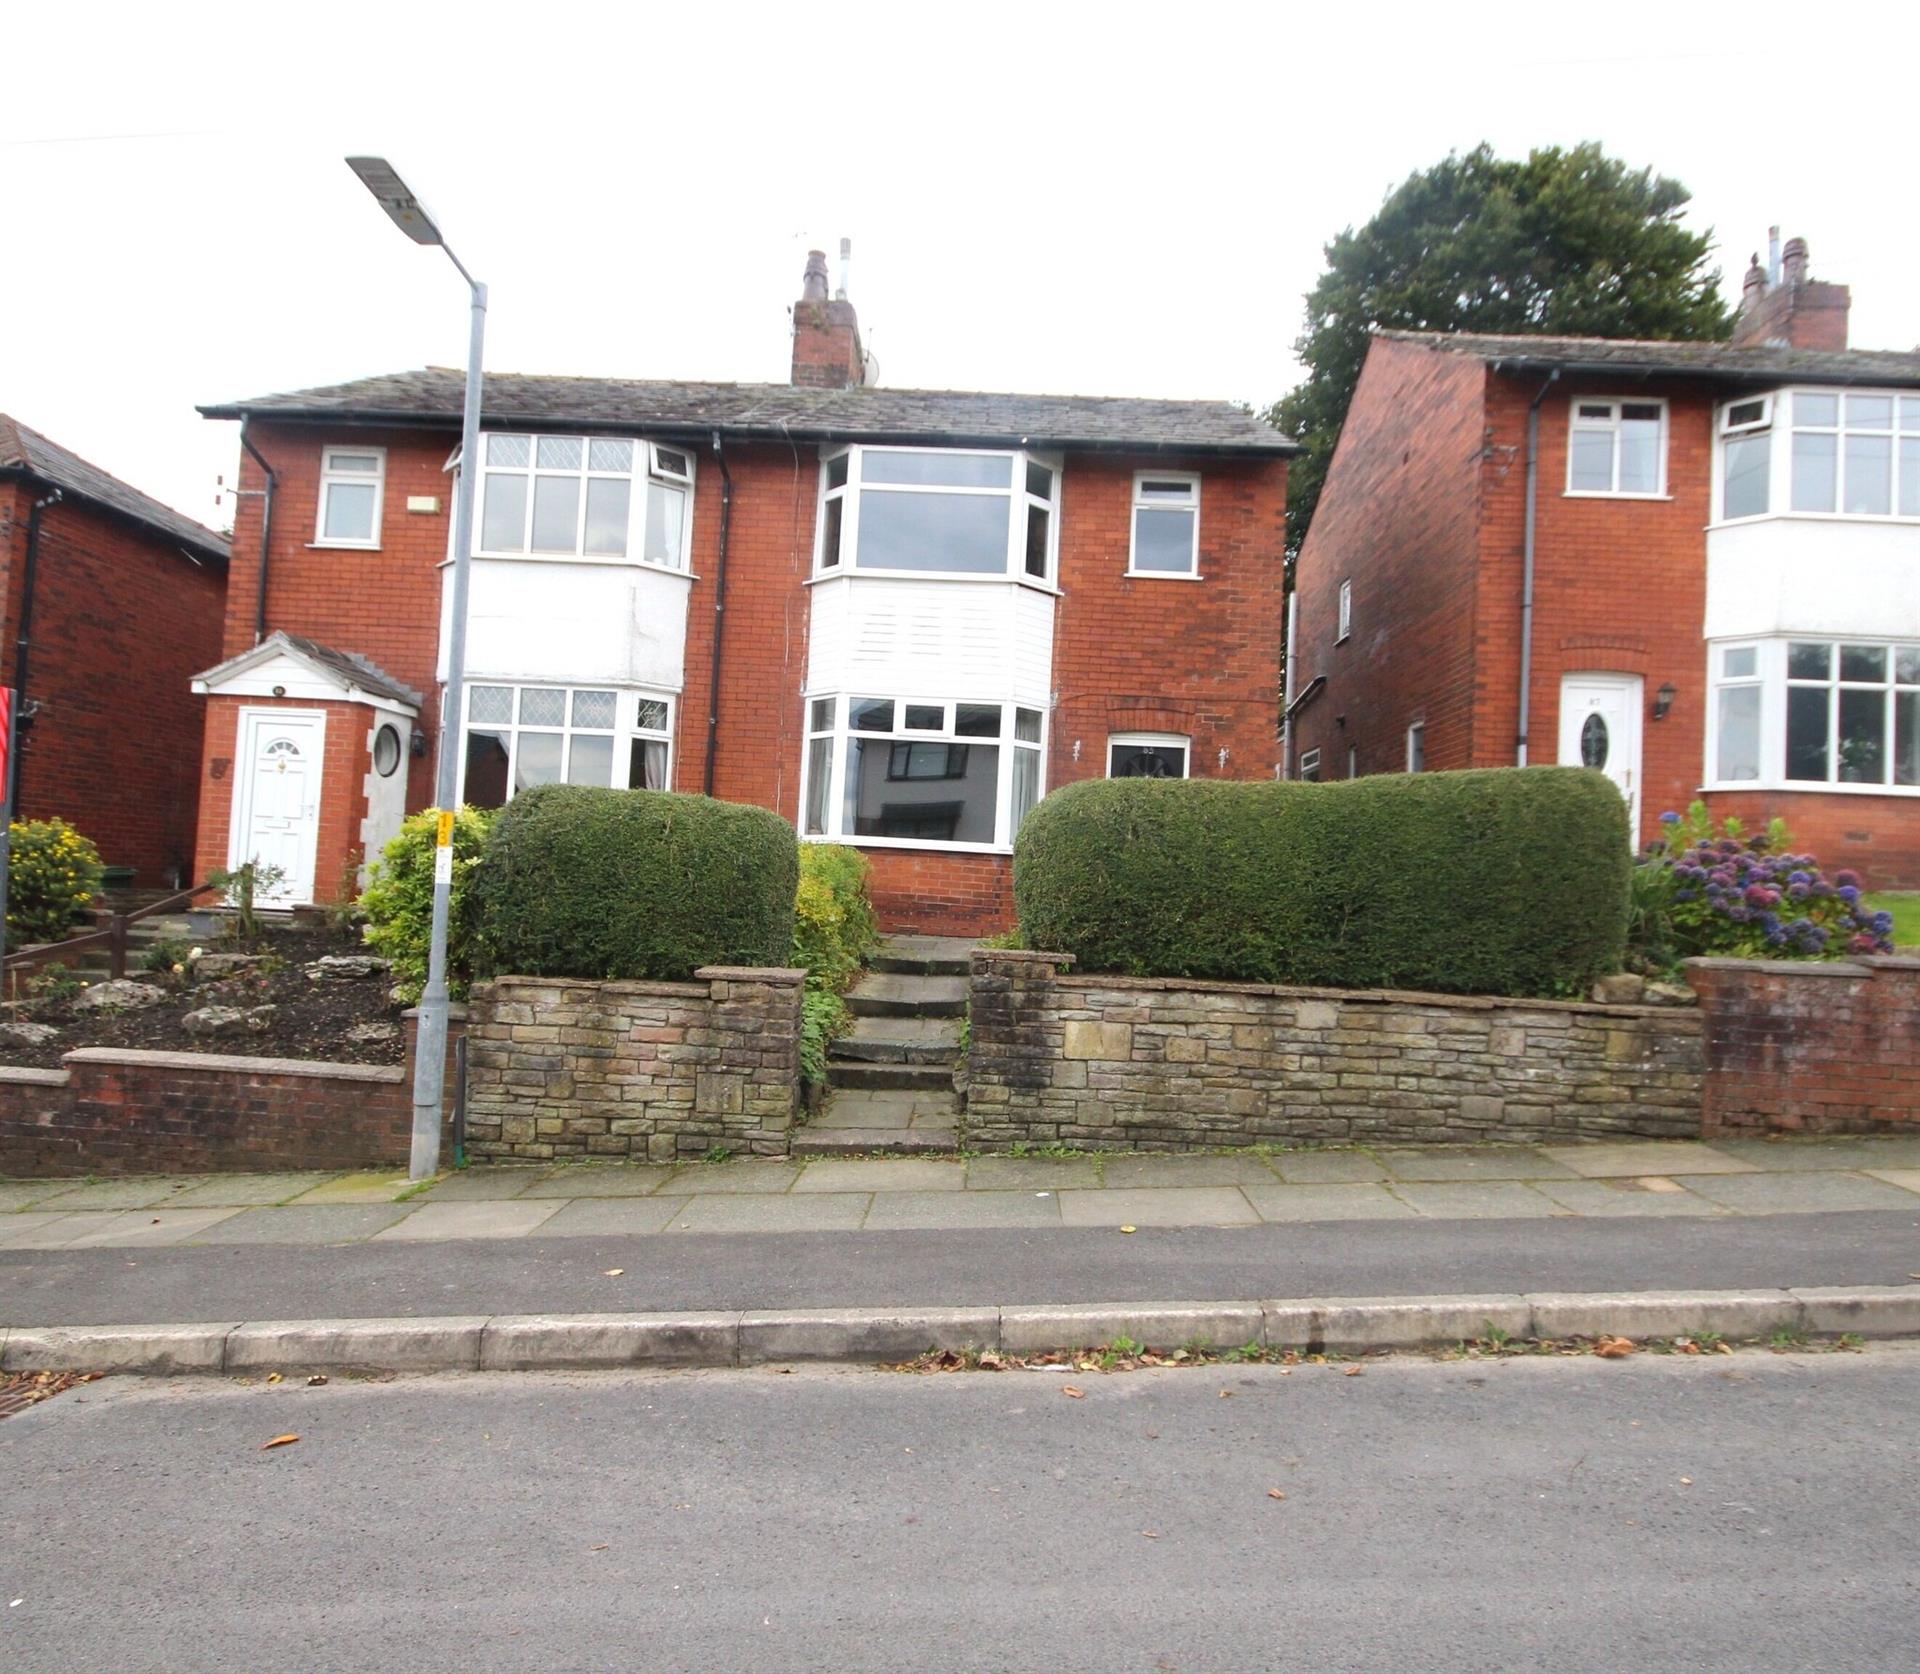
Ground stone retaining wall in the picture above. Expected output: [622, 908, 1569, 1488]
[1685, 955, 1920, 1136]
[463, 968, 805, 1162]
[964, 950, 1705, 1152]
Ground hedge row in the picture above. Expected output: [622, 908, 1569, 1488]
[1013, 768, 1630, 997]
[472, 785, 797, 981]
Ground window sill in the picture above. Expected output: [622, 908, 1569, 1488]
[1702, 779, 1920, 799]
[1561, 491, 1673, 502]
[444, 553, 699, 579]
[806, 570, 1060, 596]
[308, 541, 382, 552]
[1124, 568, 1204, 581]
[1335, 632, 1351, 646]
[1706, 511, 1920, 532]
[801, 832, 1014, 856]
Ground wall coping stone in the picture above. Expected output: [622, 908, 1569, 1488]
[1046, 970, 1695, 1022]
[60, 1047, 407, 1083]
[1684, 957, 1871, 979]
[694, 965, 808, 985]
[479, 974, 708, 999]
[0, 1065, 71, 1087]
[973, 949, 1076, 968]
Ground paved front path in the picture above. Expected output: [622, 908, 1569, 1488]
[5, 1135, 1920, 1249]
[5, 1352, 1916, 1672]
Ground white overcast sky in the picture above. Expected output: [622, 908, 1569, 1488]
[4, 1, 1916, 531]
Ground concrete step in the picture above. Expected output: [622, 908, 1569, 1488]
[830, 1015, 962, 1065]
[826, 1059, 956, 1093]
[845, 972, 967, 1020]
[792, 1127, 960, 1157]
[871, 935, 976, 978]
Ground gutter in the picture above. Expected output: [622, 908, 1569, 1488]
[1516, 370, 1561, 767]
[238, 423, 278, 644]
[702, 431, 735, 796]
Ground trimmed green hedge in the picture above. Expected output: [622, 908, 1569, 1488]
[1014, 768, 1630, 997]
[474, 785, 798, 981]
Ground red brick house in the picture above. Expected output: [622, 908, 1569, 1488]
[1287, 237, 1920, 884]
[195, 252, 1292, 932]
[0, 418, 229, 888]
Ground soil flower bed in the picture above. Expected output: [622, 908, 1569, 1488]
[0, 928, 405, 1070]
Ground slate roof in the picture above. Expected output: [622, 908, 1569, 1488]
[1379, 330, 1920, 389]
[0, 414, 232, 562]
[193, 630, 422, 709]
[199, 368, 1295, 457]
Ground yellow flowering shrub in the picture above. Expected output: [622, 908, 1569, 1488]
[6, 818, 105, 950]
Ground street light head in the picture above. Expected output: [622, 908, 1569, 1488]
[346, 156, 443, 246]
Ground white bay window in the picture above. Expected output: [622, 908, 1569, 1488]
[1708, 639, 1920, 793]
[802, 695, 1046, 850]
[477, 433, 694, 568]
[815, 446, 1059, 582]
[460, 683, 675, 807]
[1718, 388, 1920, 523]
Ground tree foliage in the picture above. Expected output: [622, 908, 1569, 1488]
[1267, 143, 1732, 555]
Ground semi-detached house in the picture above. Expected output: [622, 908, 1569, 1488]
[1289, 236, 1920, 885]
[194, 252, 1292, 933]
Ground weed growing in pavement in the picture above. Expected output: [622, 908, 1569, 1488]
[1007, 1140, 1090, 1160]
[1450, 1330, 1870, 1361]
[1768, 1326, 1810, 1351]
[898, 1341, 1358, 1375]
[702, 1145, 735, 1164]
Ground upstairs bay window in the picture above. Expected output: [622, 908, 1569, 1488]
[1708, 639, 1920, 792]
[459, 683, 675, 808]
[802, 695, 1046, 850]
[1719, 397, 1772, 520]
[1719, 389, 1920, 522]
[815, 447, 1059, 582]
[477, 433, 693, 567]
[1567, 400, 1666, 497]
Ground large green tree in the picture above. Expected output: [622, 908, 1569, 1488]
[1268, 143, 1732, 556]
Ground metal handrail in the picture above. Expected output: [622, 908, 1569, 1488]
[3, 880, 224, 981]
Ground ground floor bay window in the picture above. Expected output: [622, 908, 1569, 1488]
[459, 682, 675, 807]
[1709, 638, 1920, 791]
[802, 696, 1045, 850]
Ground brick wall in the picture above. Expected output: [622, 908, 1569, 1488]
[0, 485, 226, 885]
[0, 1011, 459, 1177]
[464, 967, 803, 1162]
[965, 950, 1705, 1151]
[1293, 337, 1488, 781]
[1700, 792, 1920, 892]
[1685, 955, 1920, 1135]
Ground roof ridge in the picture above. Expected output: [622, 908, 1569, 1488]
[0, 411, 231, 556]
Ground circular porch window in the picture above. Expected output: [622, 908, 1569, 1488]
[373, 723, 403, 778]
[1579, 712, 1609, 770]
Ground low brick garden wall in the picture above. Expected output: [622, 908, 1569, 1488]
[1685, 954, 1920, 1136]
[964, 950, 1706, 1152]
[463, 967, 805, 1163]
[0, 1010, 458, 1177]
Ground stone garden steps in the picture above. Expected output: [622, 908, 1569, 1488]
[870, 935, 976, 978]
[844, 972, 968, 1020]
[830, 1015, 963, 1065]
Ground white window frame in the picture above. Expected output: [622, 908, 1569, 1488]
[798, 694, 1047, 854]
[455, 683, 677, 806]
[1406, 721, 1426, 773]
[1704, 636, 1920, 797]
[1711, 387, 1920, 528]
[1106, 732, 1191, 780]
[1717, 396, 1774, 522]
[1337, 578, 1353, 643]
[811, 445, 1061, 588]
[314, 445, 386, 549]
[1787, 389, 1920, 520]
[1298, 748, 1321, 782]
[1565, 397, 1669, 499]
[1127, 471, 1202, 579]
[472, 433, 696, 571]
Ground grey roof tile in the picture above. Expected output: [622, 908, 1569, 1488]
[199, 368, 1294, 456]
[1380, 329, 1920, 388]
[0, 414, 232, 561]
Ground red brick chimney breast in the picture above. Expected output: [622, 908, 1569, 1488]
[791, 246, 866, 389]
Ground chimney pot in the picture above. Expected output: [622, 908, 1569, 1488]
[1782, 236, 1810, 288]
[802, 249, 830, 303]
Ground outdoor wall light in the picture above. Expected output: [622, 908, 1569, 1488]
[1652, 682, 1678, 721]
[410, 726, 430, 759]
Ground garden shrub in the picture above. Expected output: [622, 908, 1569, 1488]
[359, 806, 498, 1003]
[1629, 802, 1892, 968]
[793, 844, 879, 995]
[5, 818, 104, 950]
[473, 785, 797, 981]
[1013, 768, 1630, 997]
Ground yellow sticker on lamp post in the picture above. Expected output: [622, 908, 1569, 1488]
[434, 810, 455, 884]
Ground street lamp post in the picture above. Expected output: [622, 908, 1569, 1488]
[347, 156, 484, 1180]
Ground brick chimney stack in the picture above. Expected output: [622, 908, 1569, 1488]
[1732, 233, 1851, 351]
[791, 242, 866, 389]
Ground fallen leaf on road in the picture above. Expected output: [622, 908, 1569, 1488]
[1679, 1477, 1692, 1486]
[1119, 1225, 1137, 1234]
[603, 1268, 624, 1277]
[1594, 1336, 1637, 1359]
[1343, 1366, 1363, 1377]
[1061, 1385, 1085, 1399]
[306, 1375, 328, 1386]
[1268, 1489, 1287, 1500]
[589, 1544, 609, 1552]
[266, 1372, 283, 1384]
[260, 1434, 300, 1450]
[1140, 1530, 1159, 1539]
[1218, 1389, 1234, 1399]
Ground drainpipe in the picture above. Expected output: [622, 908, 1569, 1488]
[8, 483, 63, 812]
[1280, 588, 1297, 777]
[238, 423, 278, 644]
[701, 429, 734, 796]
[1516, 370, 1560, 766]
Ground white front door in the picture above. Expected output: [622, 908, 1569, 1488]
[1558, 674, 1642, 836]
[232, 710, 324, 905]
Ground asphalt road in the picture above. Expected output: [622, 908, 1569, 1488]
[3, 1349, 1916, 1672]
[5, 1209, 1918, 1326]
